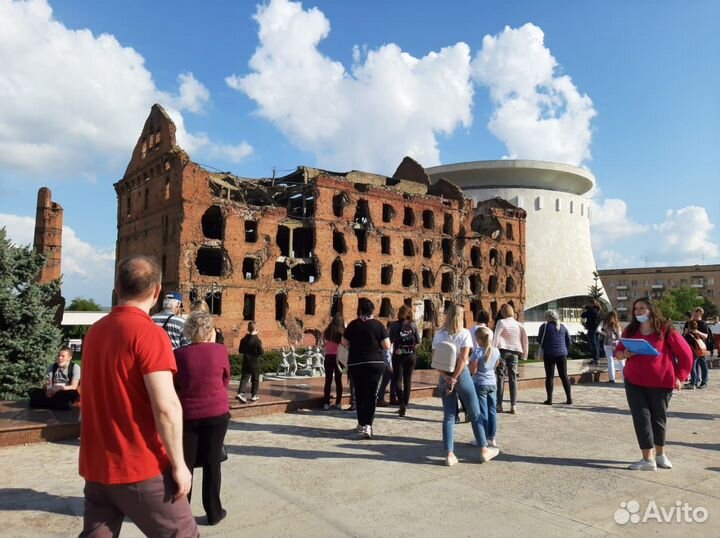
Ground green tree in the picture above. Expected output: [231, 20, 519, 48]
[656, 286, 703, 321]
[588, 271, 605, 303]
[66, 297, 103, 339]
[0, 228, 63, 399]
[701, 297, 718, 319]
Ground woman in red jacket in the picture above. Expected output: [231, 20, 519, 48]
[174, 312, 231, 525]
[614, 298, 692, 471]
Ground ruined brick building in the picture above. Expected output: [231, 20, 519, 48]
[33, 187, 65, 322]
[115, 105, 526, 350]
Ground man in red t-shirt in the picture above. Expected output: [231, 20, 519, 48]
[79, 255, 198, 537]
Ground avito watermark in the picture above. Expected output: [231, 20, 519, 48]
[614, 499, 708, 525]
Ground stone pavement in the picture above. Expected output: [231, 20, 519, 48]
[0, 382, 717, 537]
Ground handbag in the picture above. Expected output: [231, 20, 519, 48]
[194, 444, 228, 468]
[536, 323, 547, 360]
[336, 343, 349, 368]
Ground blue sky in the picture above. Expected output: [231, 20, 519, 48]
[1, 0, 718, 306]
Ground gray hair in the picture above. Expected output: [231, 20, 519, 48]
[544, 310, 559, 322]
[163, 297, 181, 310]
[183, 312, 215, 343]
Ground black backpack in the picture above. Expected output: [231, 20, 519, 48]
[51, 362, 74, 385]
[396, 322, 417, 353]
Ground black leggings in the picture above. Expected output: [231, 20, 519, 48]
[392, 353, 416, 407]
[183, 412, 230, 524]
[349, 363, 386, 426]
[323, 354, 343, 405]
[625, 381, 673, 449]
[543, 355, 571, 401]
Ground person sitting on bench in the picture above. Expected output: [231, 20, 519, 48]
[28, 347, 81, 410]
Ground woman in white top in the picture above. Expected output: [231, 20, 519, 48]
[433, 304, 500, 466]
[599, 311, 623, 382]
[492, 304, 528, 414]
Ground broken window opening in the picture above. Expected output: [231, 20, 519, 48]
[333, 230, 347, 254]
[381, 235, 391, 255]
[469, 274, 482, 295]
[354, 199, 371, 225]
[355, 228, 368, 252]
[402, 269, 417, 288]
[422, 210, 435, 230]
[245, 220, 258, 243]
[331, 258, 343, 286]
[443, 213, 453, 235]
[350, 262, 367, 288]
[442, 238, 453, 264]
[204, 291, 222, 315]
[195, 247, 224, 277]
[506, 223, 514, 240]
[490, 300, 498, 321]
[470, 300, 482, 322]
[403, 238, 416, 257]
[506, 251, 514, 267]
[276, 226, 290, 257]
[441, 272, 455, 293]
[423, 299, 436, 323]
[273, 261, 288, 281]
[201, 206, 224, 240]
[471, 246, 482, 268]
[331, 295, 344, 318]
[275, 293, 288, 322]
[332, 192, 350, 218]
[422, 268, 434, 289]
[379, 298, 393, 318]
[423, 240, 433, 259]
[243, 294, 255, 320]
[489, 249, 499, 266]
[488, 275, 498, 293]
[381, 265, 393, 285]
[382, 204, 396, 223]
[305, 294, 316, 315]
[242, 257, 259, 280]
[403, 207, 415, 226]
[144, 188, 149, 210]
[404, 297, 413, 307]
[443, 300, 453, 313]
[291, 261, 318, 283]
[288, 191, 315, 219]
[506, 276, 516, 293]
[292, 226, 314, 258]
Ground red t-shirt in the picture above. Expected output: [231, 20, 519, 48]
[79, 306, 177, 484]
[615, 328, 693, 389]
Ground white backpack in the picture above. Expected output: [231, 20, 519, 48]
[431, 341, 457, 373]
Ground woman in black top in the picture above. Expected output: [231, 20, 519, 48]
[341, 298, 391, 439]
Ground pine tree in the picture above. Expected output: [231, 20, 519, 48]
[588, 271, 605, 304]
[0, 228, 63, 399]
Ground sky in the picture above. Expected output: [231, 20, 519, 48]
[0, 0, 718, 306]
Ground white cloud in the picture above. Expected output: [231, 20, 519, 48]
[226, 0, 473, 174]
[472, 23, 596, 166]
[0, 213, 114, 304]
[590, 198, 650, 249]
[0, 0, 251, 178]
[653, 206, 719, 260]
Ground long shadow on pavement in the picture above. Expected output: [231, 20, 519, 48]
[498, 453, 625, 470]
[666, 440, 720, 451]
[0, 488, 83, 516]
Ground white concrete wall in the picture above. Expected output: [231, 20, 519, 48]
[467, 187, 607, 310]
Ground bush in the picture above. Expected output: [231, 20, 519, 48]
[230, 351, 284, 377]
[415, 338, 433, 369]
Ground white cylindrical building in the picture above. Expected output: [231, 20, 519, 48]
[427, 160, 608, 330]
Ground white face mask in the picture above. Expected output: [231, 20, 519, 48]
[635, 314, 650, 323]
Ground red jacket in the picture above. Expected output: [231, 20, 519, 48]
[615, 329, 693, 389]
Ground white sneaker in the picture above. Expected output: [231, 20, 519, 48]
[481, 446, 500, 462]
[250, 395, 260, 402]
[488, 438, 498, 448]
[445, 453, 459, 466]
[322, 403, 330, 411]
[362, 425, 373, 439]
[656, 454, 673, 469]
[236, 393, 247, 403]
[628, 458, 657, 471]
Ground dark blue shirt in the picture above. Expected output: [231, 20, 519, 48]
[538, 322, 571, 357]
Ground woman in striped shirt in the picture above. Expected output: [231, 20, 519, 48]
[492, 304, 528, 414]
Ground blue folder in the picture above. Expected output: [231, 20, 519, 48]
[620, 338, 659, 356]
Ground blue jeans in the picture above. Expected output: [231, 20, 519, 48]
[588, 331, 600, 362]
[690, 356, 708, 386]
[440, 368, 487, 452]
[474, 383, 497, 439]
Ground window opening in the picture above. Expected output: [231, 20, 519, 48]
[195, 248, 224, 277]
[333, 230, 347, 254]
[488, 275, 498, 293]
[242, 257, 258, 279]
[422, 210, 434, 229]
[305, 295, 316, 315]
[273, 261, 288, 281]
[201, 206, 224, 240]
[442, 238, 452, 263]
[506, 251, 514, 266]
[381, 235, 391, 255]
[355, 228, 368, 252]
[489, 249, 499, 266]
[379, 298, 393, 318]
[471, 246, 481, 268]
[469, 274, 481, 295]
[205, 291, 222, 315]
[441, 272, 454, 293]
[506, 276, 516, 293]
[275, 293, 288, 322]
[402, 269, 416, 288]
[332, 192, 350, 218]
[506, 223, 514, 240]
[331, 258, 343, 286]
[382, 204, 395, 222]
[381, 265, 393, 285]
[423, 240, 433, 258]
[291, 261, 318, 282]
[422, 268, 434, 289]
[276, 226, 290, 257]
[245, 220, 258, 243]
[403, 207, 415, 226]
[354, 199, 371, 225]
[443, 214, 453, 235]
[350, 262, 367, 288]
[292, 227, 314, 257]
[331, 295, 344, 318]
[423, 299, 436, 323]
[403, 238, 416, 257]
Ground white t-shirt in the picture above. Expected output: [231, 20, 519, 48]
[432, 328, 473, 353]
[710, 323, 720, 336]
[469, 324, 494, 348]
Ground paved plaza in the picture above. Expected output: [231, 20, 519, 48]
[0, 383, 717, 537]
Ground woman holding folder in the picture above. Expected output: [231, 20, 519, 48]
[614, 298, 693, 471]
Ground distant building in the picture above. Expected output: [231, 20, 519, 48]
[598, 264, 720, 321]
[113, 105, 527, 349]
[427, 160, 609, 331]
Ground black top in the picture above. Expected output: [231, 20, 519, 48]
[239, 333, 264, 360]
[581, 308, 601, 330]
[388, 320, 420, 353]
[344, 317, 388, 365]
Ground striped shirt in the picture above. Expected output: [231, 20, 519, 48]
[492, 317, 529, 359]
[151, 310, 188, 349]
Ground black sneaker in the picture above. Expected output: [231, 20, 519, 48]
[698, 383, 707, 389]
